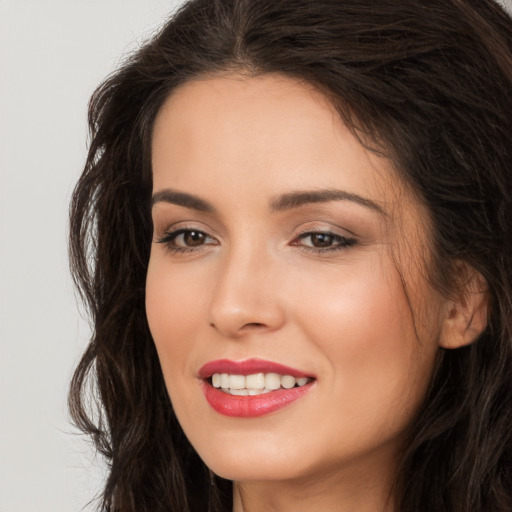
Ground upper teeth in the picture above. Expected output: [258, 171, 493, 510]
[211, 373, 310, 395]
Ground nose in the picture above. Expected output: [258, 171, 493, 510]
[208, 246, 286, 338]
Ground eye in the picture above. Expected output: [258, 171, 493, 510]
[293, 231, 356, 252]
[156, 228, 217, 253]
[174, 230, 208, 247]
[302, 233, 337, 248]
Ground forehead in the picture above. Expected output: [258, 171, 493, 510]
[151, 73, 407, 215]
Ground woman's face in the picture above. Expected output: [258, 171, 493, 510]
[146, 74, 447, 485]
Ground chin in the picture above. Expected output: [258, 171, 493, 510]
[208, 457, 304, 482]
[195, 437, 311, 482]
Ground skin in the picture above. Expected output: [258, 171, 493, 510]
[146, 74, 460, 512]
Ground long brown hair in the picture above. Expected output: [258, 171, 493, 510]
[69, 1, 512, 510]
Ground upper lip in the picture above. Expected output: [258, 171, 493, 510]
[198, 358, 313, 379]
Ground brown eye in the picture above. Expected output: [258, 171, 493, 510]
[301, 232, 338, 248]
[308, 233, 335, 248]
[294, 231, 356, 252]
[182, 230, 206, 247]
[157, 228, 217, 252]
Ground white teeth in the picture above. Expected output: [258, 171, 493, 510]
[280, 375, 295, 389]
[245, 373, 265, 389]
[228, 389, 249, 396]
[228, 374, 246, 389]
[211, 372, 311, 393]
[220, 373, 230, 388]
[248, 389, 271, 395]
[212, 373, 221, 388]
[223, 388, 271, 396]
[264, 373, 281, 390]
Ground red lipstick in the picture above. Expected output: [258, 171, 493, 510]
[198, 358, 311, 378]
[198, 358, 314, 418]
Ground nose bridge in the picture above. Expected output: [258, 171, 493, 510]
[208, 238, 285, 337]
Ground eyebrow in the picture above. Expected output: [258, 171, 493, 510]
[152, 189, 214, 212]
[151, 187, 386, 216]
[270, 189, 387, 216]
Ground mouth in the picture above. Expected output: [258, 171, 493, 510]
[199, 358, 315, 417]
[209, 372, 312, 395]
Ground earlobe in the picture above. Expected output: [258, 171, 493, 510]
[439, 267, 489, 349]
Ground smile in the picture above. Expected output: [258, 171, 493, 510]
[211, 372, 311, 395]
[199, 359, 315, 417]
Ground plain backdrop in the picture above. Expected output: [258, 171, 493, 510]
[1, 1, 511, 511]
[0, 1, 184, 511]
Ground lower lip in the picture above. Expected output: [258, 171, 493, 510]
[202, 381, 313, 417]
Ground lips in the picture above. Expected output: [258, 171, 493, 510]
[199, 358, 315, 417]
[199, 358, 311, 378]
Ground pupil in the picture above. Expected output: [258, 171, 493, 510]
[312, 233, 333, 247]
[185, 231, 204, 246]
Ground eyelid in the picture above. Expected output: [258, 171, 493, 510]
[154, 219, 217, 239]
[290, 227, 358, 253]
[293, 222, 357, 239]
[156, 228, 216, 243]
[155, 223, 219, 254]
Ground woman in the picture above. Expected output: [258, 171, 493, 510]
[69, 0, 512, 511]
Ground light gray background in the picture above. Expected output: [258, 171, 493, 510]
[1, 1, 511, 511]
[0, 2, 184, 511]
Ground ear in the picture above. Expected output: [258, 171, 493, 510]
[439, 265, 489, 349]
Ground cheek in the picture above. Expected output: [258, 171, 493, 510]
[145, 258, 208, 381]
[295, 257, 411, 352]
[293, 257, 437, 415]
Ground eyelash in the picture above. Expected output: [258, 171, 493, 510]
[292, 231, 357, 253]
[156, 228, 357, 254]
[156, 228, 218, 254]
